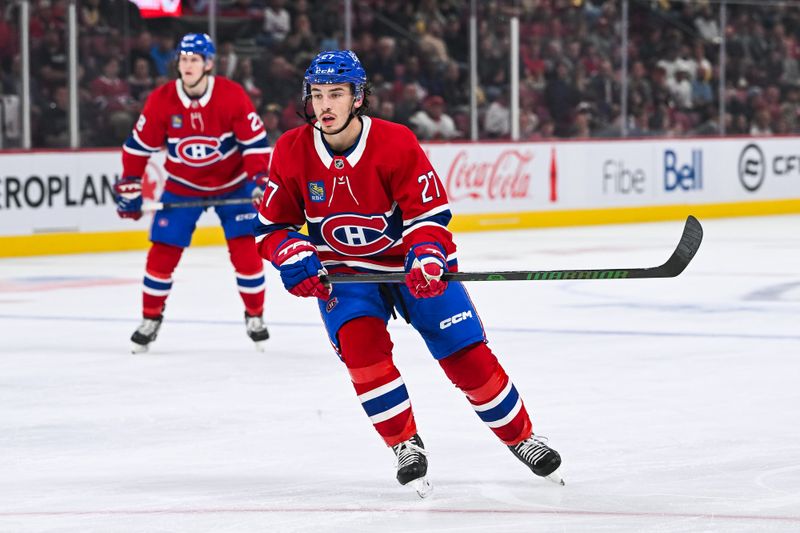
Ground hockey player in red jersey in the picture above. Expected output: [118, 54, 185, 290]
[254, 50, 564, 496]
[114, 33, 270, 353]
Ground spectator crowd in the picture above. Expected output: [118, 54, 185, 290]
[0, 0, 798, 148]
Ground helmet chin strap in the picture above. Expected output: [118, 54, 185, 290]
[183, 71, 208, 90]
[179, 60, 212, 92]
[301, 96, 361, 136]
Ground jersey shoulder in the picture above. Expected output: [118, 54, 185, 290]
[367, 117, 418, 151]
[144, 81, 179, 108]
[213, 76, 248, 98]
[368, 117, 416, 141]
[273, 124, 313, 157]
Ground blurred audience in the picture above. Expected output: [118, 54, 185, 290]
[2, 0, 798, 148]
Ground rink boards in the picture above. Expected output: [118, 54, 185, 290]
[1, 136, 799, 257]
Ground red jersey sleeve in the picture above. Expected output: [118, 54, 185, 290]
[254, 136, 306, 261]
[229, 83, 270, 178]
[388, 126, 455, 257]
[121, 88, 167, 178]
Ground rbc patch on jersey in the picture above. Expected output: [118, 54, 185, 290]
[309, 181, 326, 202]
[170, 114, 183, 128]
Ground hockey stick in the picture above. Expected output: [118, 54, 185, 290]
[142, 197, 253, 212]
[322, 215, 703, 283]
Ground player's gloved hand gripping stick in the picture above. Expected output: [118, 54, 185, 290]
[404, 242, 449, 298]
[272, 233, 331, 300]
[114, 176, 144, 220]
[322, 215, 703, 284]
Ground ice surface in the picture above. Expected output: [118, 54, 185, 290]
[2, 215, 799, 532]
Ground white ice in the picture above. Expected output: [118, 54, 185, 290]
[1, 215, 799, 533]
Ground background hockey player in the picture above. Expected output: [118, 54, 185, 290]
[114, 33, 270, 353]
[254, 50, 564, 497]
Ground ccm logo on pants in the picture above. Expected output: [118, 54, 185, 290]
[440, 311, 473, 329]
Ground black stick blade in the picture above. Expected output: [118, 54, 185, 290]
[658, 214, 703, 278]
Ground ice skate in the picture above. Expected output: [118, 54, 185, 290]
[244, 312, 269, 352]
[130, 316, 163, 354]
[509, 434, 565, 485]
[392, 433, 432, 498]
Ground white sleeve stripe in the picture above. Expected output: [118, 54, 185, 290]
[401, 221, 450, 238]
[132, 130, 161, 151]
[242, 147, 271, 155]
[238, 131, 267, 144]
[256, 213, 301, 233]
[257, 213, 277, 225]
[122, 145, 153, 157]
[403, 204, 451, 226]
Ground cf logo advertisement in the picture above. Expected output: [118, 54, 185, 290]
[738, 143, 765, 192]
[738, 142, 800, 193]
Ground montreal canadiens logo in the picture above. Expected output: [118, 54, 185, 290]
[176, 136, 222, 167]
[320, 214, 395, 257]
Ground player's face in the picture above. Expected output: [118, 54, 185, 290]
[178, 53, 210, 85]
[310, 83, 361, 133]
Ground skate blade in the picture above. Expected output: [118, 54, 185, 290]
[546, 468, 565, 486]
[410, 476, 433, 499]
[253, 340, 267, 352]
[131, 342, 149, 354]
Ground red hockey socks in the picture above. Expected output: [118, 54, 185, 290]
[142, 242, 183, 319]
[227, 236, 265, 316]
[438, 342, 533, 445]
[338, 317, 417, 447]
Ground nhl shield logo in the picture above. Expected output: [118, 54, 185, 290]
[334, 159, 344, 170]
[308, 181, 326, 202]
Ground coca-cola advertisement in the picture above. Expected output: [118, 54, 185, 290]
[445, 149, 533, 201]
[425, 143, 558, 214]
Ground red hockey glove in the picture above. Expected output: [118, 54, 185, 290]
[272, 233, 331, 300]
[404, 242, 448, 298]
[250, 173, 268, 210]
[113, 176, 143, 220]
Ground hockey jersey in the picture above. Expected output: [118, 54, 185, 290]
[122, 76, 269, 197]
[255, 116, 457, 273]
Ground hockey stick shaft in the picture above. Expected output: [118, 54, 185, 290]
[142, 197, 253, 211]
[322, 215, 703, 283]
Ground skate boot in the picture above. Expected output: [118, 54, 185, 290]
[130, 315, 163, 354]
[244, 312, 269, 352]
[509, 434, 564, 485]
[392, 433, 432, 498]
